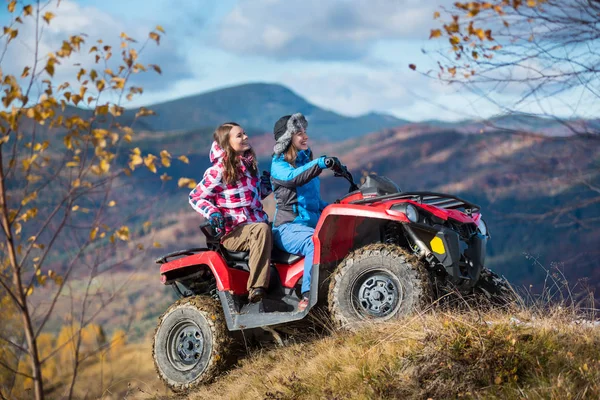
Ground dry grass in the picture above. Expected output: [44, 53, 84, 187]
[185, 307, 600, 400]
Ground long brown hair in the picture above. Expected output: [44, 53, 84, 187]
[283, 137, 313, 168]
[214, 122, 258, 185]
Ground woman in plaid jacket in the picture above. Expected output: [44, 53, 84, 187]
[189, 122, 273, 303]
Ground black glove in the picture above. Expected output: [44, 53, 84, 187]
[324, 157, 344, 173]
[208, 212, 225, 236]
[260, 170, 271, 188]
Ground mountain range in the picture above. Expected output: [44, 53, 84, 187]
[124, 83, 409, 141]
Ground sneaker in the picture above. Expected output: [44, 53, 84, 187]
[248, 287, 266, 303]
[297, 296, 309, 312]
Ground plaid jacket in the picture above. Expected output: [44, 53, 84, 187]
[189, 141, 270, 233]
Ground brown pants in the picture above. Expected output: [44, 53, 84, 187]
[221, 222, 272, 291]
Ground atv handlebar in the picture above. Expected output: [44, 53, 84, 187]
[324, 157, 336, 169]
[326, 157, 359, 193]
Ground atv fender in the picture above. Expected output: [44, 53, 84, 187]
[313, 204, 408, 265]
[159, 251, 247, 293]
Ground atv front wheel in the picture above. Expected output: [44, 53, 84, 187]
[328, 244, 432, 330]
[152, 296, 230, 393]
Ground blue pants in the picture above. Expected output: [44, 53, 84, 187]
[272, 223, 315, 295]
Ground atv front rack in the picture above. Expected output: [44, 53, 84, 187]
[155, 248, 209, 264]
[350, 191, 480, 213]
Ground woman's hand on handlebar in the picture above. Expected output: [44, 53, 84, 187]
[324, 156, 343, 172]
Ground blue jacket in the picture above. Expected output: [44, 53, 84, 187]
[271, 149, 328, 228]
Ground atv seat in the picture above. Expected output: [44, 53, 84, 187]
[271, 246, 302, 265]
[220, 246, 302, 265]
[222, 249, 250, 261]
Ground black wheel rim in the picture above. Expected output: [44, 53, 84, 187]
[352, 270, 401, 318]
[166, 320, 205, 372]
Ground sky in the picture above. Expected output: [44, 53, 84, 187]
[1, 0, 596, 122]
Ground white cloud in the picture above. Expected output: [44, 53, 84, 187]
[216, 0, 453, 60]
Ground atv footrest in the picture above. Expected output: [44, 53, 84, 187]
[217, 264, 320, 331]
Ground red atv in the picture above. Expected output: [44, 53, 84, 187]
[152, 161, 512, 392]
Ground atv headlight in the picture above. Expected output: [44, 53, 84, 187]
[477, 218, 488, 236]
[390, 203, 419, 223]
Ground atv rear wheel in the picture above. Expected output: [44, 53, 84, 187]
[328, 244, 432, 330]
[152, 296, 230, 393]
[473, 268, 516, 307]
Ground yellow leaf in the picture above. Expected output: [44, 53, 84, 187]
[42, 12, 55, 24]
[108, 200, 116, 207]
[178, 155, 189, 164]
[66, 161, 79, 168]
[7, 1, 16, 13]
[77, 68, 86, 81]
[153, 242, 161, 248]
[135, 107, 156, 118]
[433, 11, 440, 19]
[96, 104, 109, 115]
[475, 28, 486, 40]
[160, 173, 172, 182]
[156, 25, 165, 33]
[110, 105, 124, 117]
[14, 222, 22, 235]
[21, 192, 37, 206]
[21, 66, 30, 78]
[149, 32, 160, 44]
[429, 29, 442, 39]
[26, 286, 33, 296]
[115, 226, 130, 241]
[90, 227, 99, 240]
[149, 64, 162, 74]
[20, 208, 37, 222]
[99, 159, 110, 173]
[111, 77, 125, 89]
[96, 79, 105, 91]
[129, 154, 143, 167]
[143, 221, 151, 230]
[178, 177, 197, 189]
[110, 132, 119, 144]
[23, 4, 32, 15]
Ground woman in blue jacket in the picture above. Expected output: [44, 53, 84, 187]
[270, 113, 340, 311]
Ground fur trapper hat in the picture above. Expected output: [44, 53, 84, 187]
[273, 113, 308, 155]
